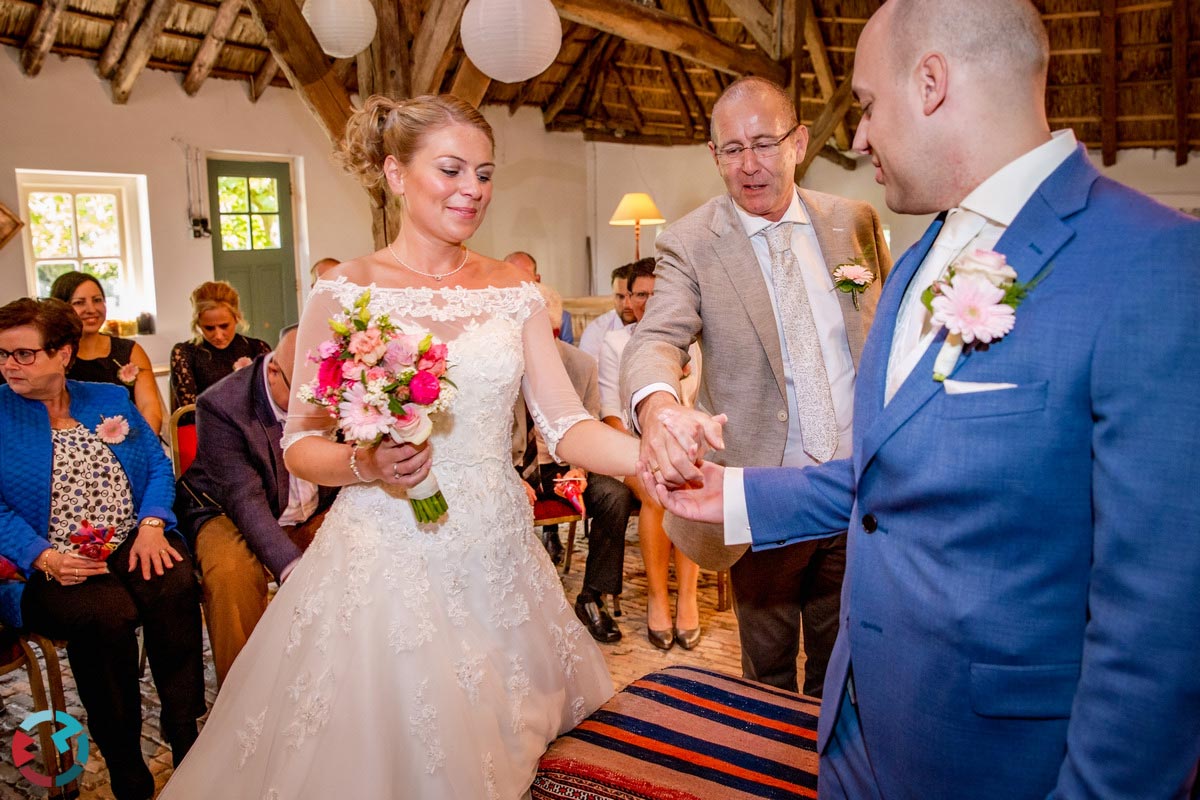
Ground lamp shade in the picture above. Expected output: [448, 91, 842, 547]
[302, 0, 377, 59]
[608, 192, 666, 226]
[460, 0, 563, 84]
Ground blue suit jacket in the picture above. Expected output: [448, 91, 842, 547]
[0, 381, 176, 626]
[743, 147, 1200, 798]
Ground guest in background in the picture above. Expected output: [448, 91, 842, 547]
[599, 262, 702, 651]
[578, 262, 638, 361]
[310, 257, 340, 284]
[50, 271, 165, 436]
[504, 250, 575, 344]
[175, 326, 336, 685]
[169, 280, 270, 410]
[0, 298, 205, 800]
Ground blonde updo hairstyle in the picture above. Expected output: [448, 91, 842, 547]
[336, 94, 495, 192]
[189, 280, 248, 343]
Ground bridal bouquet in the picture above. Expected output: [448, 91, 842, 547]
[298, 290, 455, 523]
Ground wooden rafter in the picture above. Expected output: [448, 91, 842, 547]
[242, 0, 354, 141]
[584, 37, 621, 118]
[611, 62, 644, 130]
[20, 0, 68, 76]
[505, 23, 578, 114]
[544, 31, 610, 124]
[1100, 0, 1118, 166]
[670, 52, 708, 135]
[789, 0, 805, 101]
[373, 0, 412, 98]
[651, 47, 694, 135]
[110, 0, 175, 103]
[98, 0, 148, 78]
[795, 73, 852, 179]
[683, 0, 727, 91]
[723, 0, 777, 59]
[797, 0, 849, 149]
[411, 0, 469, 95]
[550, 0, 786, 84]
[450, 56, 491, 107]
[182, 0, 242, 95]
[250, 53, 279, 100]
[1172, 0, 1188, 166]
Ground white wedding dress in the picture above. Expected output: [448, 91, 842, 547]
[160, 280, 614, 799]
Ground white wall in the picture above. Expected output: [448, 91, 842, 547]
[0, 49, 373, 364]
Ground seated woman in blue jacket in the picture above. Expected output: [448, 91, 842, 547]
[0, 297, 204, 800]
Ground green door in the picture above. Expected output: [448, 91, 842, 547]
[207, 159, 298, 344]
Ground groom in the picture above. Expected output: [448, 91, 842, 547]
[650, 0, 1200, 797]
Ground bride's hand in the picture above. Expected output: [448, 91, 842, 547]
[367, 440, 434, 488]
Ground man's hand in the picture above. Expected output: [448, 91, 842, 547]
[638, 459, 727, 524]
[636, 392, 726, 489]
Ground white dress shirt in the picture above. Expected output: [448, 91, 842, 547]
[724, 129, 1079, 544]
[263, 353, 320, 527]
[578, 309, 625, 362]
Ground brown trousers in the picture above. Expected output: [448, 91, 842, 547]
[193, 513, 322, 685]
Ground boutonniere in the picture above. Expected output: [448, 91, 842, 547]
[95, 415, 130, 445]
[233, 356, 253, 371]
[116, 361, 139, 386]
[923, 249, 1051, 381]
[832, 260, 876, 310]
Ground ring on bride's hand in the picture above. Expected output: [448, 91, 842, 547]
[392, 464, 400, 480]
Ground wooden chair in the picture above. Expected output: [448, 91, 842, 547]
[0, 624, 77, 798]
[168, 403, 198, 478]
[533, 498, 584, 573]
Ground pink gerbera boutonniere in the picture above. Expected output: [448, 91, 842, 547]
[922, 249, 1051, 382]
[116, 362, 139, 386]
[832, 259, 876, 310]
[95, 415, 130, 445]
[233, 356, 253, 371]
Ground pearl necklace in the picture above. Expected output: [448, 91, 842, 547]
[386, 243, 469, 281]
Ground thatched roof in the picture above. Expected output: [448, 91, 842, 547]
[3, 0, 1197, 167]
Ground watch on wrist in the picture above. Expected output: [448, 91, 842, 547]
[140, 517, 164, 528]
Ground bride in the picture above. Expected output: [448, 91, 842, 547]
[160, 95, 646, 799]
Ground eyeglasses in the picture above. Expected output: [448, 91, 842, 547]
[714, 124, 800, 164]
[0, 348, 47, 366]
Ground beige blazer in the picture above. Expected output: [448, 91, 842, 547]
[619, 188, 892, 570]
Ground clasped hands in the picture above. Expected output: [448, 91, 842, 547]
[633, 393, 728, 524]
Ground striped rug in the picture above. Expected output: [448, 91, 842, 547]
[532, 665, 821, 800]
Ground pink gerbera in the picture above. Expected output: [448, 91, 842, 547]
[337, 383, 393, 442]
[95, 415, 130, 445]
[930, 275, 1015, 344]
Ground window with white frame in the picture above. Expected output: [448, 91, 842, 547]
[16, 170, 155, 331]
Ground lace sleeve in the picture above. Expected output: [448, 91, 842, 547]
[281, 281, 346, 452]
[519, 295, 593, 464]
[169, 343, 196, 411]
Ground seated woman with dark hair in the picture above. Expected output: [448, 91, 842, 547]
[50, 271, 165, 435]
[0, 298, 205, 800]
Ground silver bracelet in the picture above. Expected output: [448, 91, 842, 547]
[348, 443, 367, 483]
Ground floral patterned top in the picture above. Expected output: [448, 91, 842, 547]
[48, 424, 137, 553]
[169, 333, 271, 410]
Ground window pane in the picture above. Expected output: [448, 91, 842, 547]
[221, 214, 251, 251]
[250, 214, 281, 250]
[82, 259, 124, 308]
[218, 177, 249, 214]
[76, 193, 121, 258]
[249, 177, 279, 213]
[28, 192, 77, 259]
[36, 262, 78, 298]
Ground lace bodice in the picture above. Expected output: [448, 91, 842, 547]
[284, 279, 592, 470]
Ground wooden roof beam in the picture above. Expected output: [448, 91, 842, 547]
[795, 73, 853, 179]
[1172, 0, 1189, 166]
[611, 64, 644, 131]
[723, 0, 778, 59]
[798, 0, 849, 149]
[250, 53, 279, 100]
[506, 22, 580, 114]
[182, 0, 242, 95]
[243, 0, 354, 141]
[111, 0, 175, 103]
[450, 57, 491, 107]
[368, 0, 412, 99]
[651, 47, 695, 135]
[411, 0, 469, 95]
[98, 0, 148, 78]
[544, 32, 611, 124]
[1100, 0, 1117, 166]
[583, 35, 621, 118]
[550, 0, 785, 84]
[20, 0, 69, 76]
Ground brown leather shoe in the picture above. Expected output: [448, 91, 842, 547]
[674, 626, 702, 650]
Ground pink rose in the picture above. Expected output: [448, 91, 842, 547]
[417, 343, 448, 377]
[365, 366, 388, 383]
[954, 249, 1017, 288]
[117, 362, 139, 385]
[408, 370, 441, 405]
[233, 356, 253, 371]
[347, 328, 387, 366]
[383, 335, 420, 371]
[391, 404, 433, 445]
[342, 359, 364, 381]
[317, 340, 340, 360]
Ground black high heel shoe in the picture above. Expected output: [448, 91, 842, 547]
[647, 627, 675, 651]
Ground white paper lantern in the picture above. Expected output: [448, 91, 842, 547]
[302, 0, 378, 59]
[460, 0, 563, 84]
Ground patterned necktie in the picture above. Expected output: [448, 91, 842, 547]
[764, 222, 838, 463]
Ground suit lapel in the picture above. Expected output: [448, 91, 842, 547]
[710, 197, 788, 401]
[251, 366, 289, 510]
[802, 189, 869, 369]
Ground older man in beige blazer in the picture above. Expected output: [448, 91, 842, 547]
[621, 76, 891, 695]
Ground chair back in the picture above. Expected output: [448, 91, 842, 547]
[168, 404, 197, 478]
